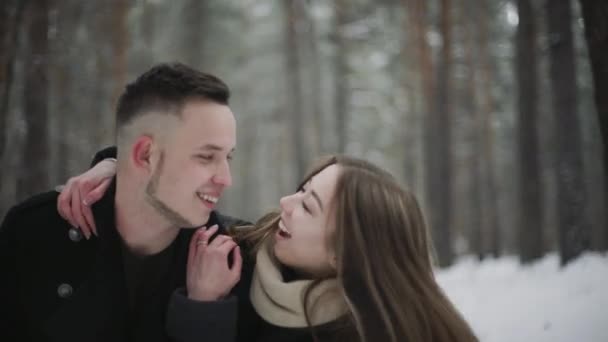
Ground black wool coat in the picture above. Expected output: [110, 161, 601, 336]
[0, 180, 257, 342]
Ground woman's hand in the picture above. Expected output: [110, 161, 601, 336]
[187, 225, 242, 301]
[56, 158, 116, 239]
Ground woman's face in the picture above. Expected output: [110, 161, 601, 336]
[273, 164, 340, 277]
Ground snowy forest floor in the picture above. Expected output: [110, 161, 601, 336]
[437, 252, 608, 342]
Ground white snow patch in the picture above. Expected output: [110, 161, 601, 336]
[436, 253, 608, 342]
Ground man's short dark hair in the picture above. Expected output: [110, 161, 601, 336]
[115, 62, 230, 129]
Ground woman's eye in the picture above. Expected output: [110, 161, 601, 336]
[302, 201, 311, 214]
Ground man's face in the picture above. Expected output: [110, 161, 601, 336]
[145, 100, 236, 229]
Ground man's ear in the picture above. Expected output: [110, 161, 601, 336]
[131, 135, 153, 172]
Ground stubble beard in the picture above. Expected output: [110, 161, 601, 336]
[144, 153, 208, 229]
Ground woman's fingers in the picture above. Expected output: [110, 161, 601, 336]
[57, 181, 76, 227]
[195, 225, 219, 253]
[214, 241, 241, 286]
[81, 199, 97, 237]
[57, 184, 69, 222]
[216, 239, 237, 255]
[231, 246, 242, 281]
[71, 187, 91, 239]
[84, 177, 111, 206]
[79, 177, 111, 237]
[217, 240, 241, 278]
[188, 227, 206, 270]
[185, 224, 244, 301]
[207, 234, 232, 249]
[57, 178, 94, 239]
[56, 158, 117, 238]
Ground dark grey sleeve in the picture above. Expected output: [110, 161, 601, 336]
[166, 288, 239, 342]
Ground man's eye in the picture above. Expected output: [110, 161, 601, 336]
[197, 154, 213, 162]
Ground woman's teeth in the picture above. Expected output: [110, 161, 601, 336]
[278, 221, 292, 238]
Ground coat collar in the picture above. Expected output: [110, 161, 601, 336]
[43, 178, 227, 341]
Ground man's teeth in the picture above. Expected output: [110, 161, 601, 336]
[199, 194, 218, 203]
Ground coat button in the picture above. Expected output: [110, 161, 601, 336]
[68, 228, 82, 242]
[57, 283, 73, 298]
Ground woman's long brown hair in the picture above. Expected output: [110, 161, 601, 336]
[234, 155, 478, 342]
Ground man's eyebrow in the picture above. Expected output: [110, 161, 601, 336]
[311, 189, 324, 212]
[196, 144, 236, 153]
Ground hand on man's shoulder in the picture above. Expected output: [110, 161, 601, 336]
[1, 190, 95, 251]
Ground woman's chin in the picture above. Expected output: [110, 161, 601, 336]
[272, 242, 287, 263]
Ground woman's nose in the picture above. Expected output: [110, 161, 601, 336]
[279, 193, 297, 214]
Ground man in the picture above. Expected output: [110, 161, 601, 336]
[0, 63, 256, 341]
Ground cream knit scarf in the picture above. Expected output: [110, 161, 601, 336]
[250, 242, 347, 328]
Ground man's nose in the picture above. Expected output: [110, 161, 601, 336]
[212, 160, 232, 187]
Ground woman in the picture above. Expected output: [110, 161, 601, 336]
[59, 153, 478, 342]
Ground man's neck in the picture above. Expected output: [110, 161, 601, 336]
[114, 176, 181, 257]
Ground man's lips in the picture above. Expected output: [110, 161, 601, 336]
[200, 193, 219, 203]
[197, 192, 220, 208]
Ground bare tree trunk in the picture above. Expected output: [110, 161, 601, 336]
[405, 0, 433, 123]
[433, 0, 454, 266]
[547, 0, 591, 265]
[461, 0, 483, 259]
[425, 0, 454, 267]
[516, 0, 544, 263]
[579, 0, 608, 251]
[0, 0, 26, 165]
[19, 0, 49, 199]
[401, 1, 421, 194]
[181, 0, 207, 69]
[95, 0, 128, 150]
[303, 2, 325, 155]
[334, 1, 349, 154]
[478, 0, 501, 258]
[0, 0, 26, 218]
[284, 0, 307, 181]
[405, 0, 454, 265]
[50, 1, 82, 184]
[142, 2, 155, 44]
[110, 0, 128, 111]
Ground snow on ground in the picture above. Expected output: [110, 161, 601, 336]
[436, 252, 608, 342]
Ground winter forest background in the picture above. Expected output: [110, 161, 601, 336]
[1, 0, 607, 269]
[1, 0, 607, 340]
